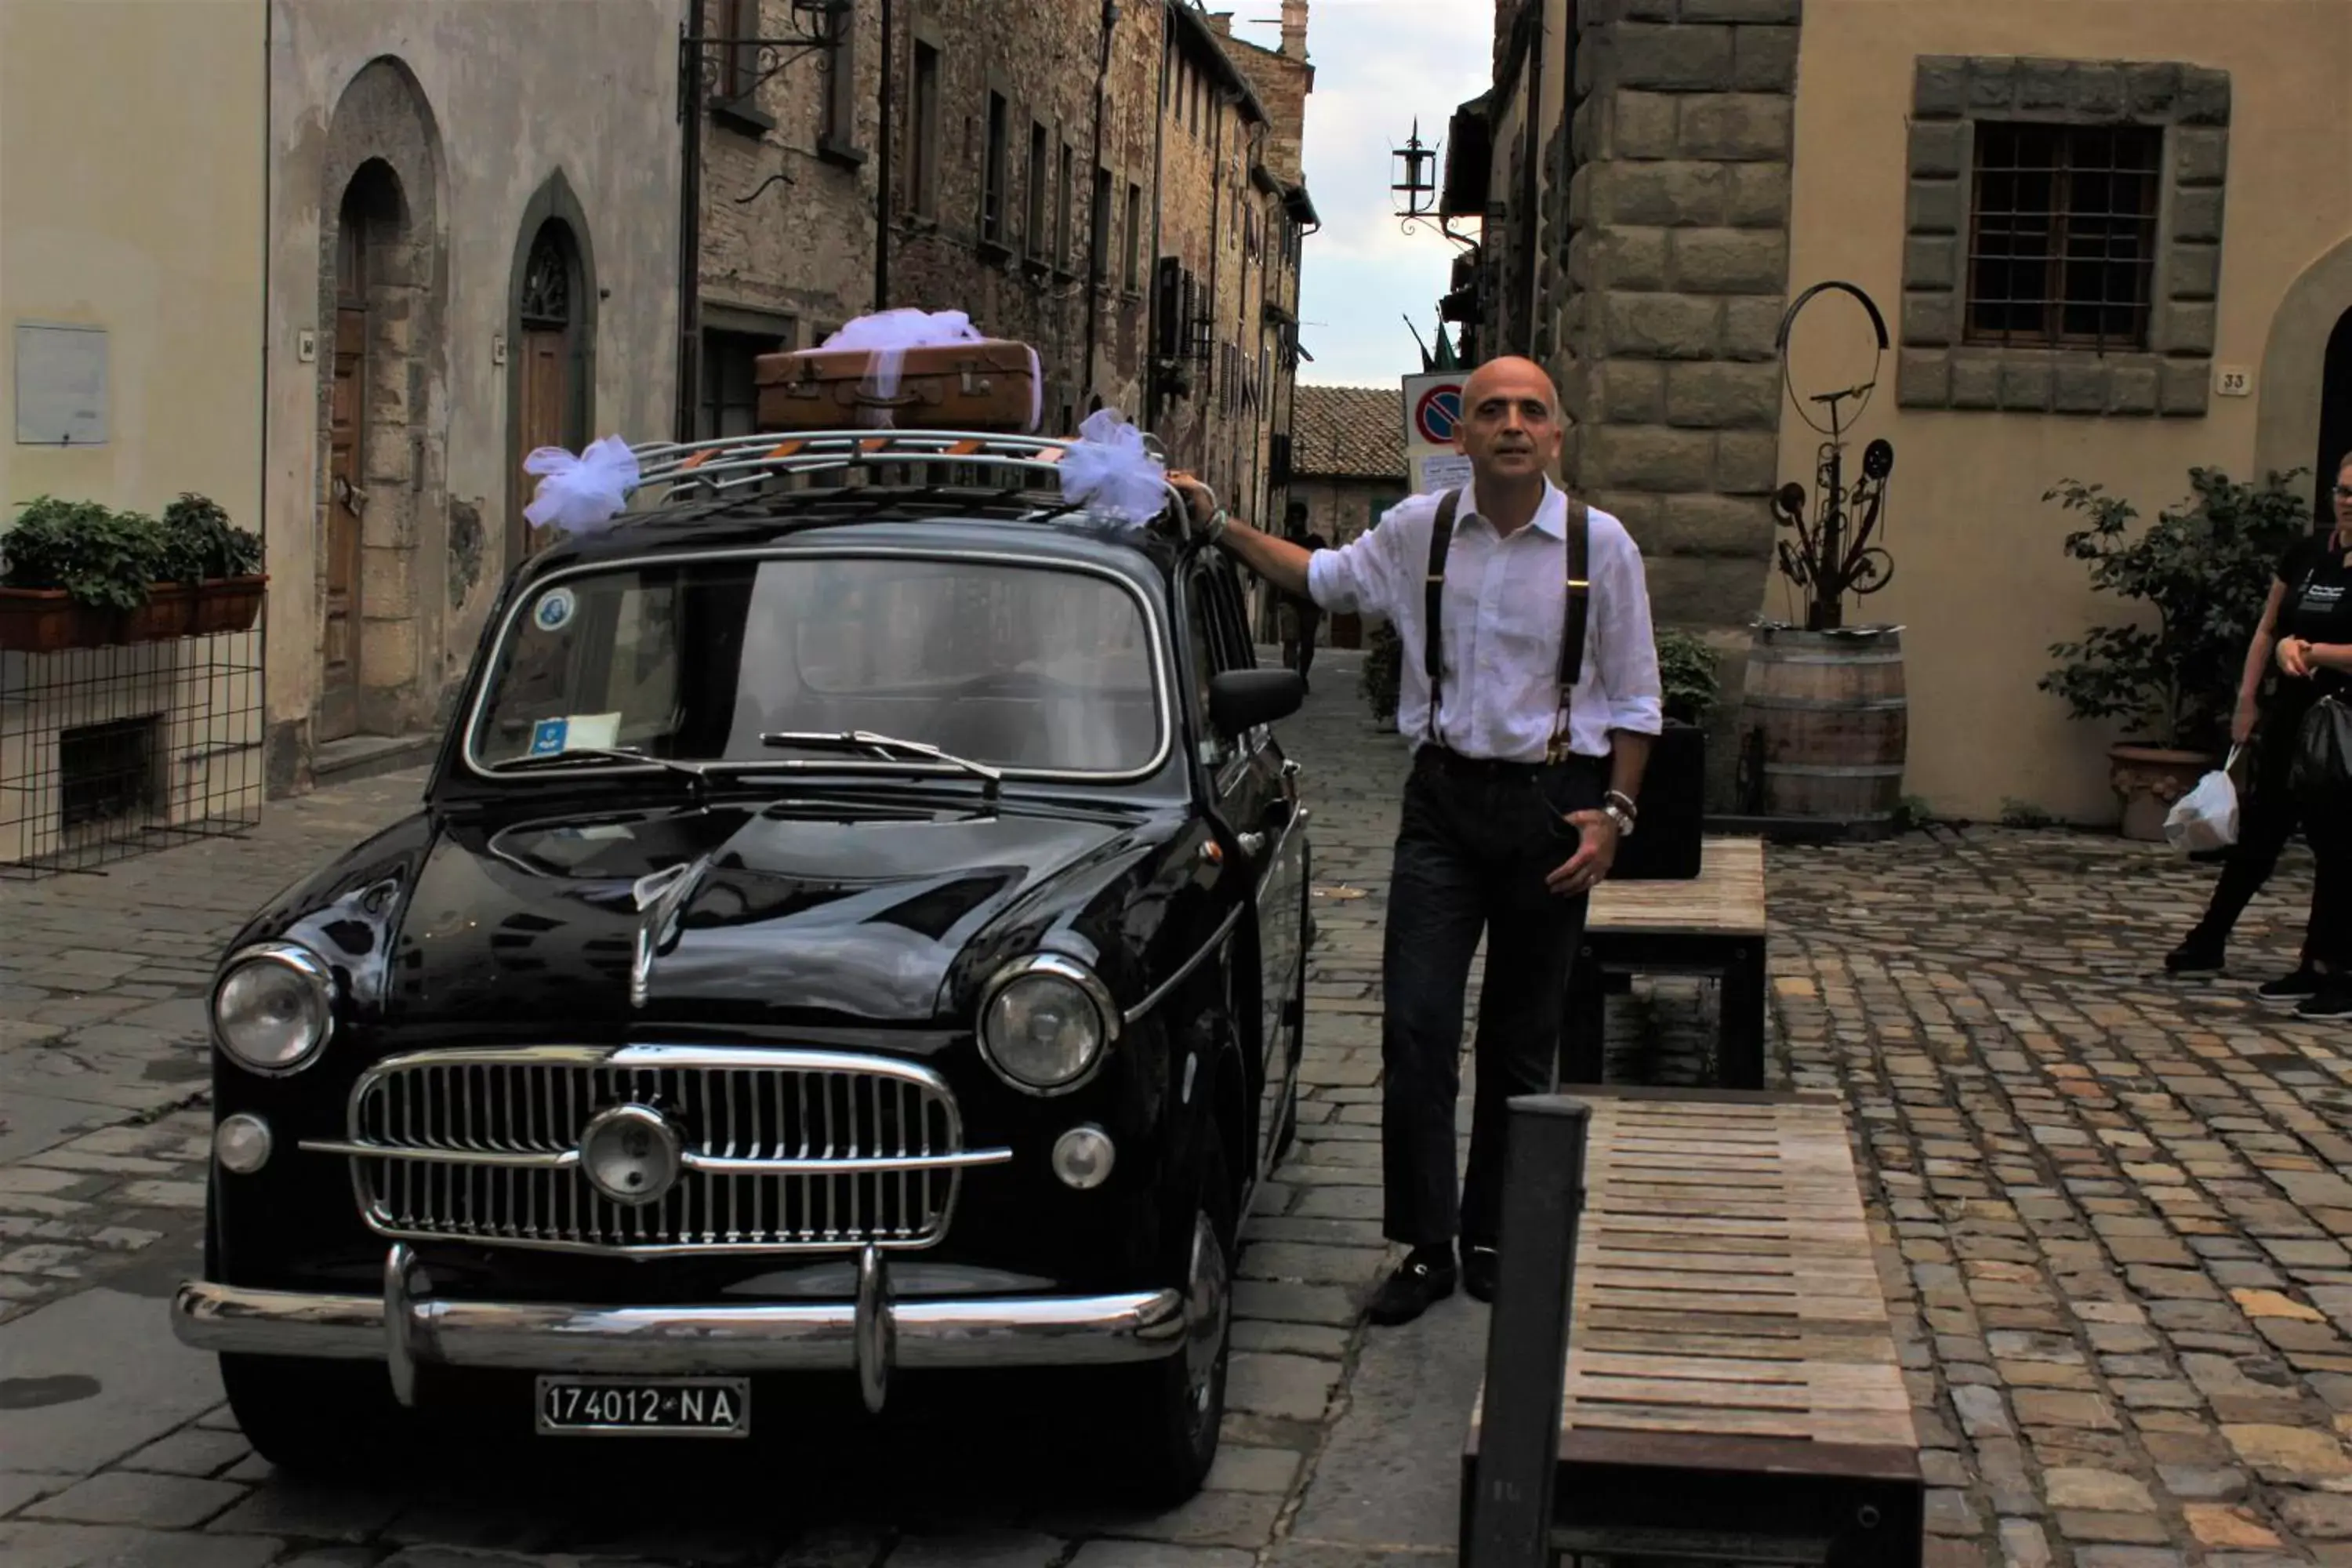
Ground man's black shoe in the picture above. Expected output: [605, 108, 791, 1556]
[1367, 1247, 1456, 1325]
[2259, 965, 2325, 1003]
[2163, 933, 2225, 975]
[2297, 985, 2352, 1019]
[1462, 1243, 1499, 1303]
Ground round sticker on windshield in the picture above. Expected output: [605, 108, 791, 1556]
[532, 588, 575, 633]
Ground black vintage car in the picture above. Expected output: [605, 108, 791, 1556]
[171, 430, 1312, 1501]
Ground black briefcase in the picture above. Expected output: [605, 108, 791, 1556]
[1612, 721, 1704, 880]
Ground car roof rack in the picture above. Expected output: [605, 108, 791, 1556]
[625, 429, 1199, 542]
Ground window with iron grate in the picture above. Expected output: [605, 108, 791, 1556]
[1965, 122, 2162, 351]
[60, 717, 159, 831]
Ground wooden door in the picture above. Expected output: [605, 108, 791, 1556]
[2319, 309, 2352, 530]
[319, 304, 367, 743]
[517, 327, 569, 558]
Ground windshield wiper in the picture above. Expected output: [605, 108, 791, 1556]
[488, 746, 713, 807]
[757, 730, 1003, 800]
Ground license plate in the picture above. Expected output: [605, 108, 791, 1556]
[535, 1376, 750, 1438]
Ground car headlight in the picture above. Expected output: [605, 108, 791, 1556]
[979, 955, 1118, 1094]
[212, 942, 335, 1075]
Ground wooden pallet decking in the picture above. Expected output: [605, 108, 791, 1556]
[1465, 1088, 1923, 1568]
[1565, 839, 1770, 1089]
[1588, 837, 1769, 938]
[1563, 1093, 1914, 1457]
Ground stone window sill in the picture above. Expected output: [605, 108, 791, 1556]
[710, 97, 774, 138]
[1896, 345, 2211, 418]
[818, 135, 866, 171]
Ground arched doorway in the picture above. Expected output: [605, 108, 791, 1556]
[2319, 308, 2352, 528]
[514, 218, 586, 560]
[320, 160, 407, 745]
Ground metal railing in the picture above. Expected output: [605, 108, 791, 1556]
[623, 428, 1205, 543]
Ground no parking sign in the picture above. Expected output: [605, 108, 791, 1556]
[1402, 372, 1465, 456]
[1403, 372, 1468, 494]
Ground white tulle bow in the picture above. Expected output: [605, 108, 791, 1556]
[1058, 408, 1170, 521]
[524, 435, 640, 534]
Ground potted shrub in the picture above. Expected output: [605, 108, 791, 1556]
[1614, 626, 1720, 880]
[2040, 468, 2310, 841]
[0, 497, 169, 651]
[1657, 626, 1721, 728]
[162, 492, 266, 633]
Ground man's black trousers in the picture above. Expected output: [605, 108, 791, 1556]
[1381, 746, 1603, 1252]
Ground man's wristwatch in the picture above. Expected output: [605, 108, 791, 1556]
[1602, 790, 1638, 838]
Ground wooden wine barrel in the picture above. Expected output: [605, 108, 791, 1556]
[1740, 626, 1908, 821]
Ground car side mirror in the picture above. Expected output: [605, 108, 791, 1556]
[1208, 669, 1305, 736]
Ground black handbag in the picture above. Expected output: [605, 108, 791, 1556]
[2290, 693, 2352, 804]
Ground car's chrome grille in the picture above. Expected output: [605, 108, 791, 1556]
[304, 1046, 1009, 1256]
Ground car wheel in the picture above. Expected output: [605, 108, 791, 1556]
[1110, 1117, 1236, 1505]
[220, 1353, 409, 1475]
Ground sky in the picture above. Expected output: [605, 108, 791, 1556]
[1228, 2, 1492, 390]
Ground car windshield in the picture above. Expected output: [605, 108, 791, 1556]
[467, 553, 1164, 776]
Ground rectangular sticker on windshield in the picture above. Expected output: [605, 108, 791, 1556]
[568, 713, 622, 750]
[530, 718, 569, 756]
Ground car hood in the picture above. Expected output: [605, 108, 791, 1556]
[380, 798, 1172, 1033]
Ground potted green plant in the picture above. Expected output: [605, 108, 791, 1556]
[162, 492, 266, 633]
[2040, 467, 2310, 841]
[1657, 626, 1721, 728]
[0, 496, 170, 651]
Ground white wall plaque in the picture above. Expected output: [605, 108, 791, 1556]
[14, 323, 110, 445]
[2215, 365, 2252, 398]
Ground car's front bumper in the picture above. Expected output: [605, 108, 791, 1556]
[172, 1243, 1186, 1415]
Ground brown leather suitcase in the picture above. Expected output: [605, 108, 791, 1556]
[754, 339, 1044, 434]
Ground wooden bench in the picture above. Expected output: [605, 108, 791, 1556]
[1462, 1087, 1923, 1568]
[1563, 837, 1769, 1089]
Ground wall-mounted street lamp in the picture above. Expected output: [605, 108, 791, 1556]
[1392, 120, 1439, 227]
[1391, 118, 1479, 253]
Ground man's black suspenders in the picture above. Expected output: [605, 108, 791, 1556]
[1422, 488, 1592, 759]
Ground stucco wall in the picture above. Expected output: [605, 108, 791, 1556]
[2, 0, 267, 522]
[263, 0, 681, 787]
[1, 2, 270, 862]
[1782, 0, 2352, 825]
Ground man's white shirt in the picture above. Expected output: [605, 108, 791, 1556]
[1305, 479, 1664, 763]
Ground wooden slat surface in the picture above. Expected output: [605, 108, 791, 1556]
[1587, 837, 1767, 938]
[1557, 1095, 1918, 1458]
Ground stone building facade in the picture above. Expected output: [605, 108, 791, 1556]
[262, 0, 684, 795]
[1459, 0, 2352, 824]
[1461, 0, 1800, 637]
[691, 0, 1317, 543]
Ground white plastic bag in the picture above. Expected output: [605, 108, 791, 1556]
[2163, 747, 2241, 852]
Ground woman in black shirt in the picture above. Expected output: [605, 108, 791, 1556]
[2168, 450, 2352, 1014]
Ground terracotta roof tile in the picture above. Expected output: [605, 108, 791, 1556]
[1293, 384, 1406, 480]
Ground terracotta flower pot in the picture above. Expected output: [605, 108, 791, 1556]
[122, 583, 198, 643]
[193, 575, 268, 635]
[0, 588, 116, 652]
[2109, 742, 2216, 843]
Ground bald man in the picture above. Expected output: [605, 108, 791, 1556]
[1173, 357, 1662, 1325]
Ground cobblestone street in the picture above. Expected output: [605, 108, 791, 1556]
[5, 648, 2352, 1567]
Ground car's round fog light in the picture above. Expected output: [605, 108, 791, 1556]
[214, 1113, 273, 1174]
[579, 1104, 683, 1206]
[1052, 1124, 1116, 1190]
